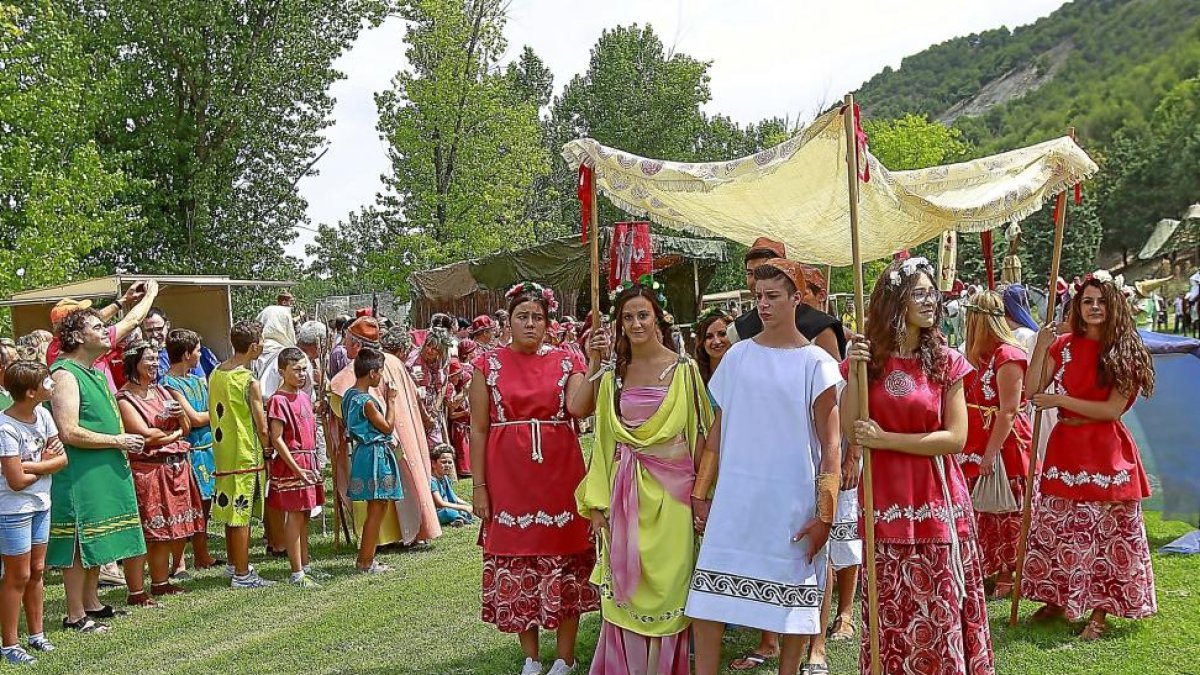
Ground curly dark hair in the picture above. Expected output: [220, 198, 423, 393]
[57, 309, 103, 354]
[1068, 279, 1156, 398]
[694, 311, 732, 384]
[612, 285, 674, 384]
[864, 260, 947, 385]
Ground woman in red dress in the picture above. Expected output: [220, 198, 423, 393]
[116, 342, 204, 603]
[468, 282, 599, 675]
[959, 289, 1032, 599]
[843, 258, 994, 675]
[1022, 273, 1157, 640]
[446, 360, 471, 478]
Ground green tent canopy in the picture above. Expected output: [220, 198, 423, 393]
[407, 230, 728, 326]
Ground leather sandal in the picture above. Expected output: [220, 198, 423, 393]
[1031, 604, 1065, 623]
[126, 592, 160, 608]
[729, 651, 773, 671]
[827, 615, 855, 640]
[1080, 619, 1107, 641]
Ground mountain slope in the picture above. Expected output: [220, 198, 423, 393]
[854, 0, 1200, 151]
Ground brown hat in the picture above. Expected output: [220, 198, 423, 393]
[50, 298, 93, 326]
[348, 317, 381, 344]
[799, 265, 826, 293]
[749, 236, 786, 259]
[760, 258, 803, 290]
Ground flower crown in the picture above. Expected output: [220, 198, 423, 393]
[887, 256, 933, 287]
[122, 340, 154, 359]
[963, 303, 1005, 317]
[1084, 269, 1125, 289]
[696, 305, 730, 324]
[505, 281, 559, 314]
[608, 274, 673, 324]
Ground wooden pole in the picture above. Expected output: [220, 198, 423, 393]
[843, 93, 881, 675]
[1010, 186, 1070, 626]
[825, 264, 834, 314]
[981, 230, 996, 289]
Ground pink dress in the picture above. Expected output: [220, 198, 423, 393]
[842, 350, 994, 675]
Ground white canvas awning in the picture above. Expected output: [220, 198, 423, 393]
[1139, 219, 1183, 260]
[562, 106, 1098, 266]
[2, 275, 293, 358]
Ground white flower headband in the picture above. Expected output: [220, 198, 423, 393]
[888, 256, 933, 286]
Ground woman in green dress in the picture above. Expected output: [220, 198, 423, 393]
[571, 280, 713, 674]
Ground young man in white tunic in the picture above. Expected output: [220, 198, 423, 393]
[687, 259, 844, 675]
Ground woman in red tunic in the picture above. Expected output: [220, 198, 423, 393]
[960, 289, 1032, 599]
[843, 258, 994, 675]
[1022, 273, 1157, 640]
[116, 342, 204, 602]
[468, 282, 599, 675]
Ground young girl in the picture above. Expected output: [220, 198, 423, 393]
[843, 257, 994, 675]
[0, 361, 65, 665]
[343, 347, 403, 573]
[429, 445, 473, 527]
[960, 290, 1032, 600]
[1022, 272, 1157, 639]
[266, 347, 328, 588]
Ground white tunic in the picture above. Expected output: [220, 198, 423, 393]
[686, 339, 844, 634]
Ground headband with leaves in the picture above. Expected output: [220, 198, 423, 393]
[608, 274, 674, 324]
[505, 281, 559, 315]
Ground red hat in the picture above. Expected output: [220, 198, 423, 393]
[355, 307, 373, 318]
[347, 317, 381, 343]
[749, 236, 786, 259]
[457, 339, 478, 361]
[50, 298, 93, 326]
[761, 258, 803, 290]
[469, 315, 495, 335]
[1056, 277, 1070, 295]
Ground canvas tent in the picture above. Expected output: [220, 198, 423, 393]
[408, 230, 728, 326]
[1137, 203, 1200, 261]
[562, 105, 1097, 265]
[1, 275, 292, 358]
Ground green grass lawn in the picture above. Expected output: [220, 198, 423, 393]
[19, 468, 1200, 674]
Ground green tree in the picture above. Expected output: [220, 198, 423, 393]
[863, 114, 970, 171]
[0, 1, 137, 319]
[74, 0, 385, 276]
[374, 0, 550, 273]
[546, 24, 713, 230]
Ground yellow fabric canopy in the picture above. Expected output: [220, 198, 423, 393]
[562, 107, 1098, 266]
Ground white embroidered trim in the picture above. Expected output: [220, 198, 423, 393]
[486, 353, 506, 422]
[956, 453, 984, 465]
[493, 510, 576, 529]
[874, 502, 967, 524]
[1042, 466, 1131, 489]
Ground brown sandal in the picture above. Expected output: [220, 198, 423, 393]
[1031, 604, 1065, 623]
[1080, 619, 1107, 641]
[827, 615, 855, 640]
[151, 582, 188, 596]
[988, 581, 1014, 601]
[126, 592, 160, 608]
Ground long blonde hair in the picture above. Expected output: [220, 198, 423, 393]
[965, 290, 1022, 366]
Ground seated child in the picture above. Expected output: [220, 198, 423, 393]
[429, 445, 473, 527]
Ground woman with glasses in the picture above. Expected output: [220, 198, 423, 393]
[842, 258, 994, 675]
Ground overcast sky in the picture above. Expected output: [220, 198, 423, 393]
[291, 0, 1070, 259]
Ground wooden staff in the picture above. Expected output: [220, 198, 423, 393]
[843, 93, 881, 675]
[1010, 184, 1071, 626]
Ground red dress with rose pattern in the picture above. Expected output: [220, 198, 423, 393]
[842, 349, 995, 675]
[1020, 334, 1157, 620]
[960, 342, 1032, 577]
[472, 345, 598, 633]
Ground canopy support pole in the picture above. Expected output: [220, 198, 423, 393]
[589, 171, 601, 324]
[843, 93, 881, 675]
[1010, 155, 1072, 626]
[825, 265, 834, 314]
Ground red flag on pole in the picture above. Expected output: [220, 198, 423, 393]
[578, 165, 594, 244]
[608, 221, 652, 291]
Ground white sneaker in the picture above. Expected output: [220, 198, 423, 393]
[520, 657, 543, 675]
[223, 563, 255, 578]
[545, 659, 576, 675]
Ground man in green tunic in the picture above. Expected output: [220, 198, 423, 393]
[49, 287, 158, 631]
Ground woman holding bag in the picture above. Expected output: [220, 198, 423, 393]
[958, 290, 1032, 600]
